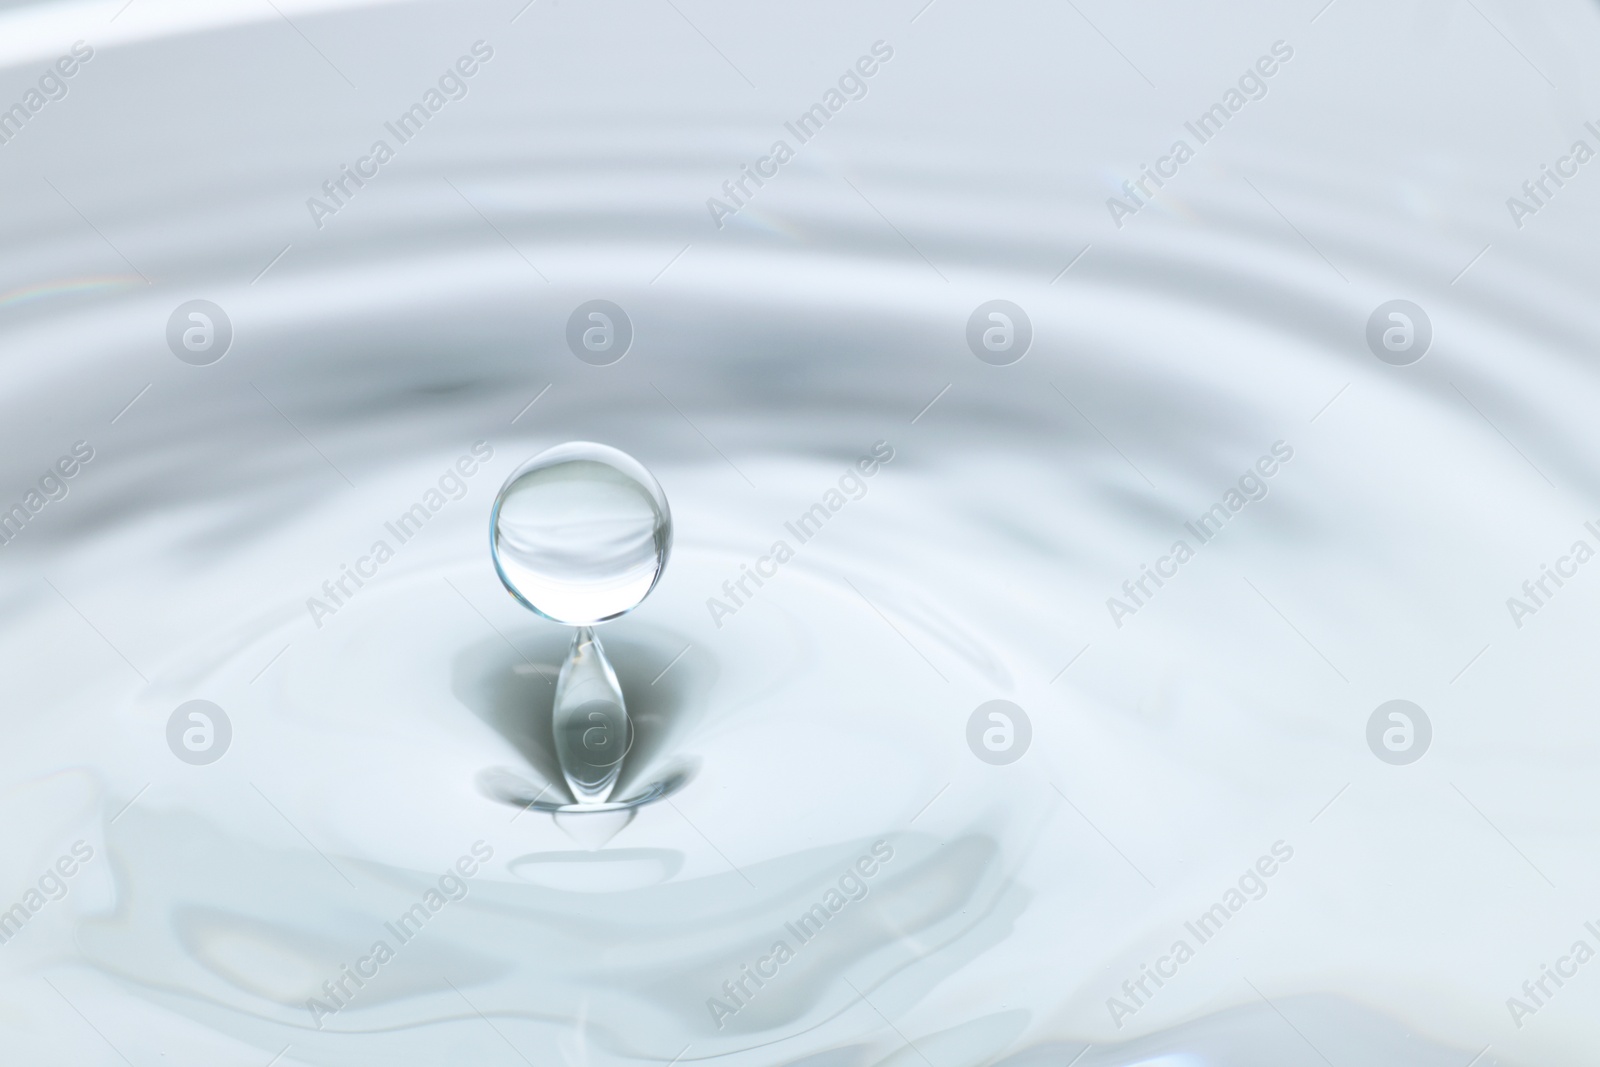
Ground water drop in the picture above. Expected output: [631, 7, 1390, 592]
[552, 627, 631, 804]
[491, 442, 671, 626]
[491, 442, 671, 806]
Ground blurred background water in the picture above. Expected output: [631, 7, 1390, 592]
[2, 0, 1600, 1064]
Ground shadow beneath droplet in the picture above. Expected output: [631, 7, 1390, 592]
[451, 620, 712, 810]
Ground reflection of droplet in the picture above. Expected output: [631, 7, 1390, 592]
[508, 849, 682, 890]
[490, 442, 671, 626]
[552, 809, 637, 851]
[553, 627, 631, 804]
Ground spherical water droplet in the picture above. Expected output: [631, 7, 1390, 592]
[490, 442, 672, 625]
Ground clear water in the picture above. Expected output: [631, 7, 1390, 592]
[552, 626, 632, 805]
[491, 442, 668, 804]
[491, 441, 673, 626]
[1, 1, 1597, 1065]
